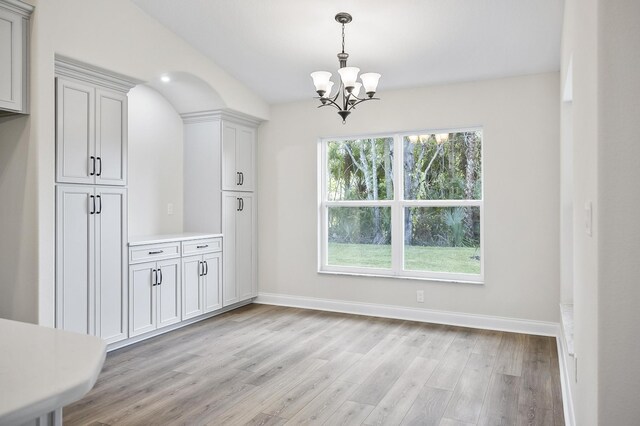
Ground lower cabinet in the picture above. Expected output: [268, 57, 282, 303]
[182, 251, 222, 320]
[129, 258, 181, 337]
[128, 236, 222, 341]
[55, 185, 128, 344]
[222, 193, 257, 306]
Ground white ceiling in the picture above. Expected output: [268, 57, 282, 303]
[131, 0, 563, 104]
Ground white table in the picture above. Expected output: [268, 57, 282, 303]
[0, 319, 106, 426]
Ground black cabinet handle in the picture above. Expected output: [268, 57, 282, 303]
[90, 195, 95, 214]
[204, 260, 208, 276]
[90, 156, 95, 176]
[240, 198, 244, 211]
[96, 195, 102, 214]
[158, 269, 163, 285]
[152, 269, 157, 286]
[148, 250, 164, 255]
[237, 198, 241, 211]
[197, 244, 209, 249]
[96, 157, 102, 176]
[236, 171, 240, 185]
[239, 172, 244, 186]
[199, 261, 203, 276]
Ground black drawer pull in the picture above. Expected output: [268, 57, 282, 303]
[148, 250, 164, 255]
[197, 244, 209, 249]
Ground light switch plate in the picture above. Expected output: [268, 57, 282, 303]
[167, 203, 174, 215]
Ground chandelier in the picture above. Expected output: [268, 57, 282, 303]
[310, 12, 381, 124]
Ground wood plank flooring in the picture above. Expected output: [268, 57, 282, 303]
[64, 304, 565, 425]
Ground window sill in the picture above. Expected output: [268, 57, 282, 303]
[317, 269, 484, 285]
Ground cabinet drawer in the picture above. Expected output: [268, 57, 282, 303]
[182, 238, 222, 255]
[129, 242, 181, 264]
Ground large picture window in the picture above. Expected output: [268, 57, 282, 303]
[319, 129, 483, 282]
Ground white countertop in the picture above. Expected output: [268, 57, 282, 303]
[0, 319, 106, 425]
[128, 232, 223, 246]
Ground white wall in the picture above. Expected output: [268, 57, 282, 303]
[0, 0, 269, 326]
[258, 73, 560, 322]
[0, 115, 37, 323]
[597, 0, 640, 423]
[128, 85, 183, 237]
[560, 0, 599, 422]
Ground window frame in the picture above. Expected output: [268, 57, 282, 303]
[318, 127, 484, 284]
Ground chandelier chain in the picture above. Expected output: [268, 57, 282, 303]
[341, 23, 345, 54]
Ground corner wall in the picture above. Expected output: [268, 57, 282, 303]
[0, 115, 37, 323]
[128, 85, 184, 237]
[258, 73, 560, 322]
[597, 0, 640, 423]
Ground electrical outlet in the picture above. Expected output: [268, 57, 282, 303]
[416, 290, 424, 303]
[167, 203, 174, 215]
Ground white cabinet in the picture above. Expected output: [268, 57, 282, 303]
[182, 242, 222, 320]
[55, 77, 127, 186]
[182, 110, 260, 310]
[55, 185, 128, 344]
[223, 193, 257, 306]
[222, 122, 255, 192]
[129, 258, 181, 337]
[0, 0, 31, 115]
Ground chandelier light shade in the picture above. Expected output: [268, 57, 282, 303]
[311, 12, 381, 123]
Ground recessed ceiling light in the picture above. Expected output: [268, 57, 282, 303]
[161, 75, 171, 83]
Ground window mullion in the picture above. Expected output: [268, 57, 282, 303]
[391, 134, 404, 274]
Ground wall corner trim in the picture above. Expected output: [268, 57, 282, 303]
[557, 318, 577, 426]
[255, 292, 560, 336]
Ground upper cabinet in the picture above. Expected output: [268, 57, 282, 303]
[183, 110, 261, 234]
[222, 121, 256, 192]
[0, 0, 32, 115]
[55, 56, 137, 186]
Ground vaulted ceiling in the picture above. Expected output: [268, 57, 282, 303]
[131, 0, 563, 104]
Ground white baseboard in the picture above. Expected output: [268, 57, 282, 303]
[255, 292, 560, 336]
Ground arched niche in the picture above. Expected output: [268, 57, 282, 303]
[147, 71, 227, 115]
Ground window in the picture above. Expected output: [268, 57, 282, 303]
[319, 129, 483, 283]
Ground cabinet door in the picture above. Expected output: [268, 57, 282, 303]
[203, 251, 222, 313]
[95, 89, 127, 186]
[129, 261, 156, 337]
[221, 122, 239, 191]
[222, 193, 239, 306]
[95, 187, 128, 344]
[235, 126, 255, 192]
[182, 255, 204, 320]
[157, 258, 181, 328]
[56, 78, 95, 184]
[0, 7, 23, 111]
[236, 194, 256, 301]
[55, 186, 95, 335]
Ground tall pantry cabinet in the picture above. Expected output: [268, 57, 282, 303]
[54, 57, 137, 344]
[183, 111, 260, 307]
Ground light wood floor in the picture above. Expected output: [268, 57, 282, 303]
[64, 304, 565, 425]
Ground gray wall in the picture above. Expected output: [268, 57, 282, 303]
[258, 72, 561, 322]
